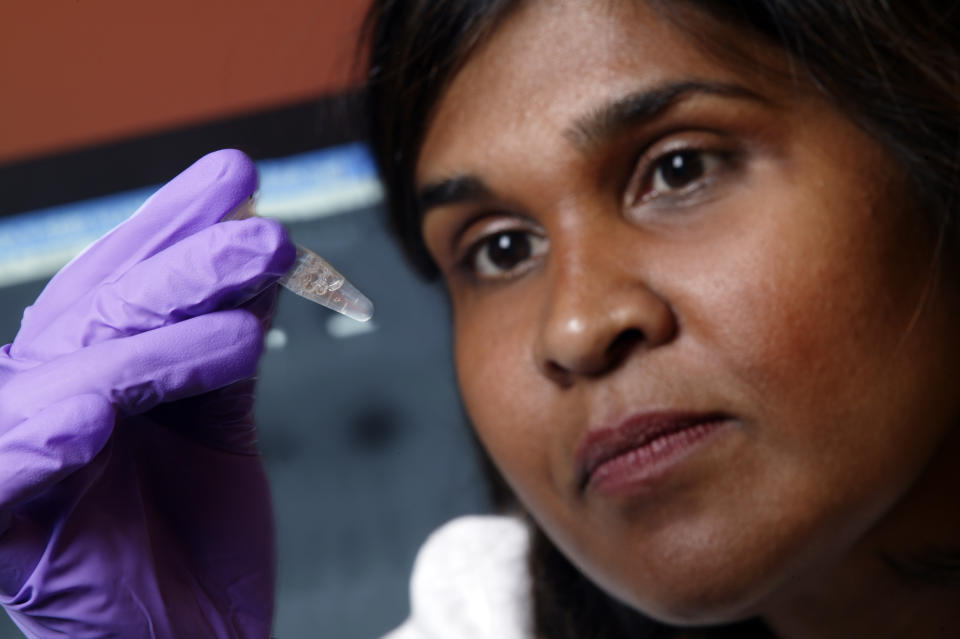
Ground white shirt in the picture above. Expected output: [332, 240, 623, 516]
[384, 515, 532, 639]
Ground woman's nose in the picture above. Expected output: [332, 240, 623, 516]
[533, 249, 677, 385]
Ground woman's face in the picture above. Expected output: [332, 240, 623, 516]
[417, 0, 960, 624]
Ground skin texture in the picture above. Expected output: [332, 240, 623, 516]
[416, 1, 960, 637]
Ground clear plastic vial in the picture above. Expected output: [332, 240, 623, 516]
[224, 199, 374, 322]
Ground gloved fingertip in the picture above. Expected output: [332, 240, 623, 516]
[254, 218, 297, 275]
[215, 217, 296, 279]
[189, 149, 259, 211]
[226, 309, 268, 371]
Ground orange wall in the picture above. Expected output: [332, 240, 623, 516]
[0, 1, 371, 164]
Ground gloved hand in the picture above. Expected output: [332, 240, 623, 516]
[0, 149, 295, 639]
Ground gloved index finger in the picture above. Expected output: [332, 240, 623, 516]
[17, 150, 257, 350]
[16, 218, 294, 362]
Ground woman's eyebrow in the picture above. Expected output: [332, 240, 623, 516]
[565, 79, 768, 152]
[416, 81, 767, 215]
[417, 174, 494, 213]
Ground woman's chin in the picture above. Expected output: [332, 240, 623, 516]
[606, 570, 777, 629]
[569, 527, 796, 628]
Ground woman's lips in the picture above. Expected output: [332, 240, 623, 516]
[575, 411, 730, 496]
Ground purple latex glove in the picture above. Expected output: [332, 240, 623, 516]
[0, 150, 295, 638]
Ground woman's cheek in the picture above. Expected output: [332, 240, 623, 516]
[454, 294, 583, 529]
[697, 171, 942, 511]
[455, 298, 543, 458]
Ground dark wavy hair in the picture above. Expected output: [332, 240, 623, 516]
[361, 2, 960, 637]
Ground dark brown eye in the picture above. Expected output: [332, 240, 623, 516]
[657, 150, 706, 190]
[468, 230, 548, 280]
[488, 232, 530, 268]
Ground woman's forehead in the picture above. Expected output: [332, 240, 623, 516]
[416, 0, 789, 185]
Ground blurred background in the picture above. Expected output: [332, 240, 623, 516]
[0, 2, 492, 637]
